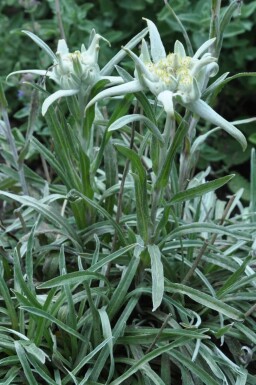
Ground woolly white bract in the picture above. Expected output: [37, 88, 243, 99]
[86, 19, 246, 150]
[7, 30, 122, 116]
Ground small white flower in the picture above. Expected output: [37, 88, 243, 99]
[7, 30, 122, 115]
[86, 19, 246, 150]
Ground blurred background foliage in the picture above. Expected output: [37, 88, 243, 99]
[1, 0, 256, 200]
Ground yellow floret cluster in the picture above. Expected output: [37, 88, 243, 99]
[146, 53, 193, 90]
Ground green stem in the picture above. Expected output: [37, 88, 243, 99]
[55, 0, 66, 40]
[150, 114, 175, 235]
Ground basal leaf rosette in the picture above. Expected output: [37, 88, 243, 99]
[86, 19, 246, 150]
[7, 30, 122, 116]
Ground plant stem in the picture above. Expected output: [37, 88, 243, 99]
[55, 0, 66, 40]
[111, 120, 136, 252]
[0, 109, 28, 195]
[150, 113, 175, 235]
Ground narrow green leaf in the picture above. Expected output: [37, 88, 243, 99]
[21, 307, 87, 343]
[13, 248, 42, 309]
[115, 145, 149, 243]
[168, 349, 219, 385]
[216, 256, 251, 298]
[14, 341, 38, 385]
[100, 28, 148, 76]
[155, 119, 188, 189]
[98, 308, 114, 382]
[0, 367, 19, 384]
[148, 245, 164, 311]
[108, 337, 193, 385]
[0, 263, 19, 330]
[22, 30, 57, 62]
[135, 91, 157, 124]
[216, 1, 241, 57]
[108, 114, 163, 143]
[37, 270, 109, 289]
[162, 222, 252, 245]
[170, 174, 234, 204]
[0, 190, 81, 247]
[88, 244, 136, 273]
[67, 190, 126, 246]
[62, 338, 112, 384]
[31, 137, 67, 184]
[107, 255, 140, 320]
[24, 342, 49, 364]
[165, 281, 244, 320]
[235, 323, 256, 345]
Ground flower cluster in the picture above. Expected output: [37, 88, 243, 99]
[7, 20, 246, 150]
[7, 30, 122, 115]
[49, 34, 103, 91]
[86, 18, 246, 150]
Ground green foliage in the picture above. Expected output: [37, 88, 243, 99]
[1, 1, 256, 384]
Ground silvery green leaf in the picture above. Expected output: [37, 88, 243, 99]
[22, 30, 57, 62]
[98, 307, 114, 382]
[193, 38, 216, 59]
[143, 18, 166, 63]
[6, 70, 49, 83]
[42, 89, 79, 116]
[203, 72, 229, 98]
[191, 127, 221, 154]
[174, 40, 186, 58]
[148, 244, 164, 312]
[85, 80, 143, 110]
[188, 99, 247, 151]
[157, 90, 175, 116]
[23, 342, 49, 364]
[101, 75, 124, 85]
[100, 27, 148, 76]
[134, 236, 144, 259]
[108, 114, 164, 143]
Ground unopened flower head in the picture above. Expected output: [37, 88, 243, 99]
[50, 33, 104, 91]
[7, 29, 123, 115]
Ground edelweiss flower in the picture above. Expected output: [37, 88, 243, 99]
[86, 19, 246, 150]
[7, 30, 122, 116]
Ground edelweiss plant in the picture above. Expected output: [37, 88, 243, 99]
[87, 18, 246, 150]
[1, 2, 256, 384]
[7, 30, 122, 115]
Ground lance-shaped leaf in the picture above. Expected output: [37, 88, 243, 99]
[193, 37, 216, 59]
[6, 69, 49, 83]
[85, 80, 143, 110]
[108, 114, 164, 144]
[22, 30, 57, 62]
[169, 174, 234, 204]
[165, 282, 244, 320]
[115, 145, 150, 244]
[42, 89, 79, 116]
[100, 27, 148, 76]
[187, 99, 247, 151]
[148, 244, 164, 311]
